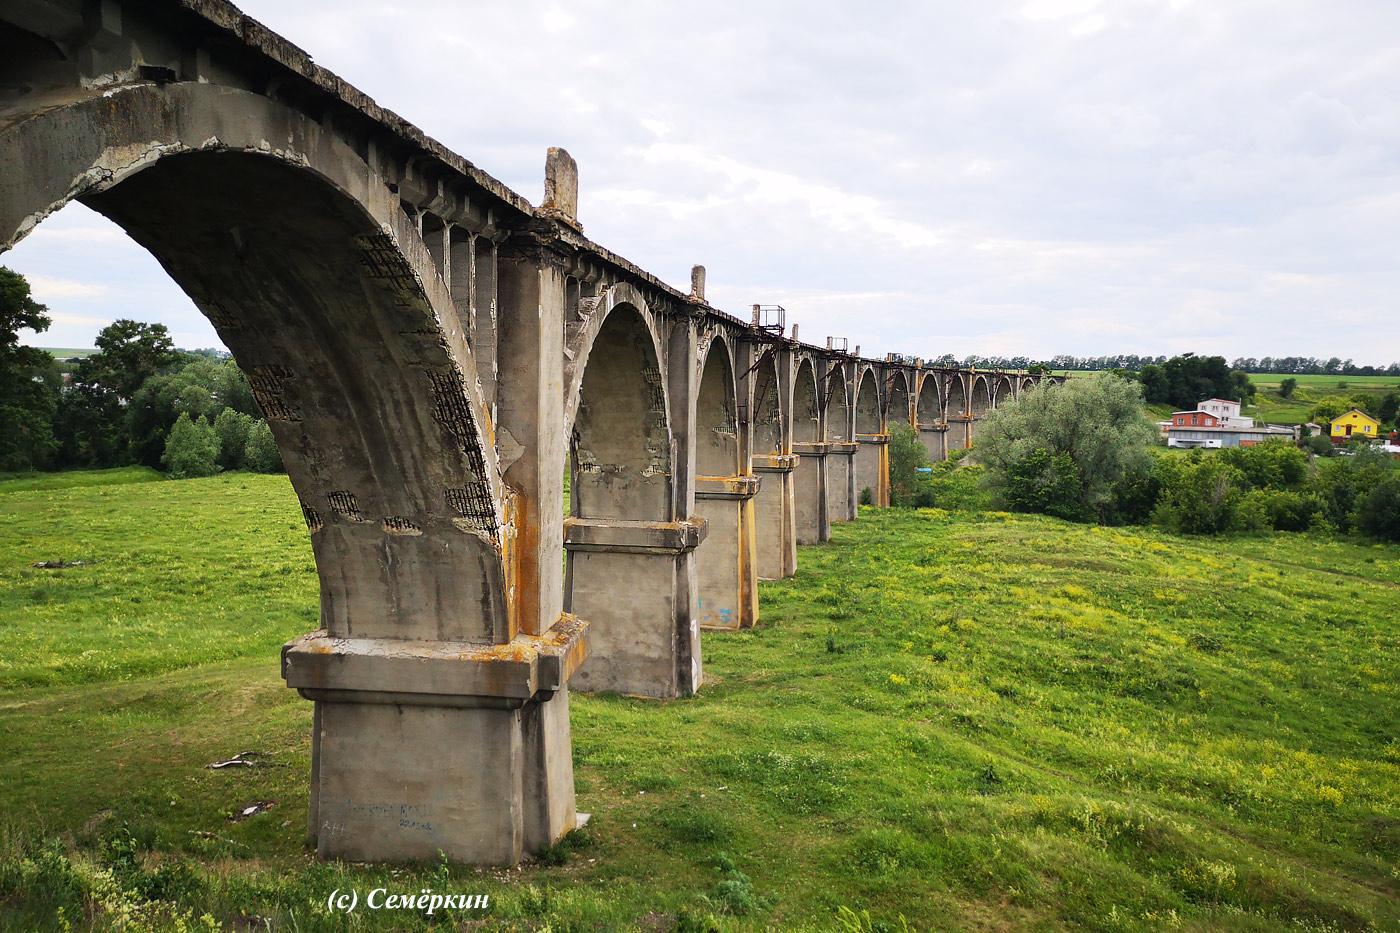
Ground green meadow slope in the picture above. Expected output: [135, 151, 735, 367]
[1, 472, 1398, 931]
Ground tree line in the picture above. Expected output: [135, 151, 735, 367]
[929, 353, 1400, 376]
[0, 267, 282, 477]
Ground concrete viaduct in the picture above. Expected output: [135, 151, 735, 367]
[0, 0, 1054, 865]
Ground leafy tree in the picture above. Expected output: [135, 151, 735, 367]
[56, 319, 180, 466]
[1379, 391, 1399, 427]
[1134, 354, 1252, 410]
[125, 358, 257, 468]
[0, 267, 59, 470]
[975, 373, 1157, 523]
[1000, 448, 1089, 521]
[1359, 476, 1400, 542]
[1308, 445, 1394, 533]
[161, 412, 221, 478]
[242, 420, 284, 473]
[1309, 395, 1354, 430]
[83, 319, 179, 400]
[1279, 377, 1297, 399]
[887, 424, 932, 507]
[213, 408, 255, 471]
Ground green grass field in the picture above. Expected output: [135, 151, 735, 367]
[2, 472, 1399, 931]
[1244, 375, 1398, 428]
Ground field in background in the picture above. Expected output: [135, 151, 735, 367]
[1246, 374, 1399, 427]
[2, 472, 1398, 931]
[1062, 371, 1399, 426]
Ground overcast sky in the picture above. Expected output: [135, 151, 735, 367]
[8, 0, 1399, 363]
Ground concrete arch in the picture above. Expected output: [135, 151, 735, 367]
[886, 369, 912, 430]
[0, 81, 586, 865]
[568, 304, 672, 522]
[916, 372, 946, 463]
[993, 375, 1014, 408]
[696, 334, 740, 475]
[855, 368, 882, 434]
[916, 372, 944, 424]
[752, 352, 784, 455]
[1, 87, 508, 644]
[565, 303, 686, 694]
[947, 373, 968, 417]
[564, 281, 664, 436]
[793, 358, 821, 443]
[826, 365, 853, 444]
[853, 368, 885, 505]
[970, 375, 992, 418]
[946, 374, 971, 450]
[1021, 376, 1036, 395]
[790, 357, 827, 545]
[824, 363, 856, 520]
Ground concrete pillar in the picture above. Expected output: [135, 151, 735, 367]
[695, 476, 760, 628]
[854, 433, 891, 507]
[752, 454, 798, 579]
[792, 442, 830, 543]
[284, 620, 585, 864]
[828, 444, 859, 520]
[563, 519, 704, 696]
[919, 425, 947, 463]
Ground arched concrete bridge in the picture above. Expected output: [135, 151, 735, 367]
[0, 0, 1054, 865]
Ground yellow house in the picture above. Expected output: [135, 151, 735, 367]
[1330, 408, 1380, 443]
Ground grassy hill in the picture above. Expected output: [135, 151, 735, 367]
[1, 472, 1398, 931]
[1246, 374, 1399, 426]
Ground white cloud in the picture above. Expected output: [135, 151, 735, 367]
[2, 0, 1398, 363]
[27, 276, 107, 298]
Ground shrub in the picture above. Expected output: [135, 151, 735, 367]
[1153, 454, 1245, 535]
[1105, 462, 1162, 526]
[887, 424, 932, 507]
[161, 413, 220, 478]
[1219, 439, 1307, 490]
[1245, 488, 1322, 532]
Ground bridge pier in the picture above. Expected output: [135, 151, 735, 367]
[827, 443, 859, 521]
[920, 425, 948, 463]
[695, 477, 760, 629]
[792, 443, 831, 544]
[285, 623, 584, 863]
[752, 455, 798, 579]
[855, 433, 891, 507]
[564, 518, 705, 696]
